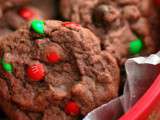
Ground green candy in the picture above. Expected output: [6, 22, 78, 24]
[31, 20, 44, 34]
[129, 38, 143, 55]
[2, 60, 13, 73]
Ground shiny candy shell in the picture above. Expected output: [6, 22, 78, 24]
[47, 52, 61, 63]
[62, 22, 80, 30]
[2, 62, 13, 73]
[31, 20, 44, 34]
[129, 38, 143, 55]
[65, 101, 80, 116]
[27, 64, 45, 81]
[19, 7, 34, 20]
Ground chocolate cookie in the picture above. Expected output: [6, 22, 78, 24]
[31, 0, 57, 19]
[0, 0, 31, 17]
[0, 5, 47, 36]
[60, 0, 159, 64]
[0, 20, 120, 120]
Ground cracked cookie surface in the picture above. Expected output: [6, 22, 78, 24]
[60, 0, 159, 64]
[0, 20, 120, 120]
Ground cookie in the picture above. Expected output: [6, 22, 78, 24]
[0, 5, 47, 36]
[31, 0, 57, 19]
[0, 0, 31, 17]
[60, 0, 159, 64]
[0, 20, 120, 120]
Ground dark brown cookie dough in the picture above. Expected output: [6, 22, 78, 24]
[0, 20, 120, 120]
[60, 0, 159, 65]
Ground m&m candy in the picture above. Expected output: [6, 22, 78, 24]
[31, 20, 44, 34]
[47, 52, 61, 63]
[129, 38, 143, 55]
[27, 64, 45, 81]
[65, 101, 80, 116]
[2, 60, 13, 73]
[62, 22, 80, 30]
[19, 7, 34, 20]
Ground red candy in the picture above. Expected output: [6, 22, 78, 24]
[65, 101, 80, 116]
[19, 8, 34, 20]
[27, 64, 45, 81]
[47, 52, 61, 63]
[62, 22, 80, 29]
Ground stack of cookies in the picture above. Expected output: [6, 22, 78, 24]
[0, 0, 159, 120]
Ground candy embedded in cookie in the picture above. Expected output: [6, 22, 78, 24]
[18, 7, 37, 20]
[60, 0, 159, 65]
[31, 19, 44, 34]
[0, 59, 13, 73]
[62, 22, 81, 31]
[27, 63, 45, 81]
[65, 101, 80, 116]
[0, 20, 120, 120]
[129, 38, 143, 55]
[44, 44, 63, 63]
[0, 4, 47, 36]
[0, 0, 31, 14]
